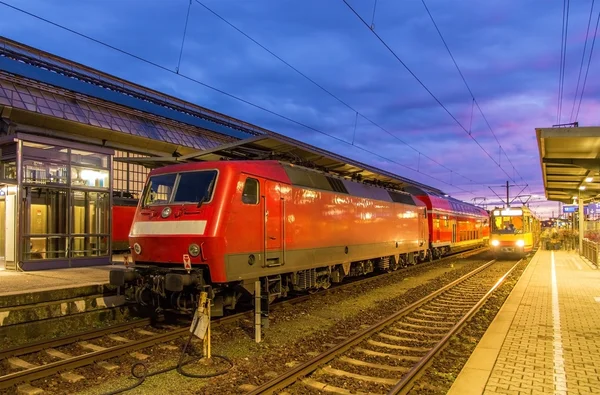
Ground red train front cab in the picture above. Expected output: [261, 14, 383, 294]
[125, 162, 234, 286]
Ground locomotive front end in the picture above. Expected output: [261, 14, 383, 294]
[110, 164, 228, 315]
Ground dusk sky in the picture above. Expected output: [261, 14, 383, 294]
[1, 0, 598, 218]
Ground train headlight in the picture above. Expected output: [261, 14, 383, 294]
[491, 239, 500, 247]
[516, 240, 525, 247]
[133, 243, 142, 255]
[188, 243, 200, 257]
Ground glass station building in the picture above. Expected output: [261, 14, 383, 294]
[0, 138, 112, 269]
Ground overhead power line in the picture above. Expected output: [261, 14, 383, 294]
[0, 0, 475, 194]
[420, 0, 530, 193]
[569, 0, 595, 122]
[557, 0, 570, 124]
[341, 0, 522, 188]
[192, 0, 483, 186]
[574, 9, 600, 121]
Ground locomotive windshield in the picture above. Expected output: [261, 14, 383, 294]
[142, 170, 217, 207]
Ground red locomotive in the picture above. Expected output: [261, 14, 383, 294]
[110, 160, 489, 316]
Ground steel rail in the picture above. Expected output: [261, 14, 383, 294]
[0, 319, 151, 360]
[388, 258, 524, 394]
[0, 246, 488, 390]
[0, 327, 190, 389]
[245, 257, 499, 395]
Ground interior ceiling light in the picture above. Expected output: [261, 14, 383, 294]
[586, 177, 593, 182]
[579, 185, 586, 190]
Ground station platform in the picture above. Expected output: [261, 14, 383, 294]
[449, 249, 600, 394]
[0, 255, 133, 348]
[0, 254, 129, 296]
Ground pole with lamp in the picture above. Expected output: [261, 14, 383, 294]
[578, 187, 584, 253]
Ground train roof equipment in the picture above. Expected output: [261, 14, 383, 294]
[117, 134, 447, 196]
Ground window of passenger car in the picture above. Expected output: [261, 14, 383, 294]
[242, 178, 259, 204]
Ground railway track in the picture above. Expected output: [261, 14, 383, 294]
[0, 247, 488, 392]
[246, 257, 523, 395]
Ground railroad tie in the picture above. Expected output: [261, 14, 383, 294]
[96, 361, 119, 372]
[301, 377, 369, 395]
[377, 332, 435, 345]
[367, 339, 431, 353]
[320, 366, 397, 385]
[158, 344, 179, 351]
[338, 356, 408, 373]
[107, 334, 131, 343]
[16, 384, 44, 395]
[60, 371, 85, 383]
[135, 329, 157, 336]
[354, 347, 421, 362]
[45, 348, 72, 360]
[129, 352, 149, 361]
[8, 357, 37, 370]
[78, 341, 106, 352]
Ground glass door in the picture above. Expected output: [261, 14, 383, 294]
[0, 184, 17, 270]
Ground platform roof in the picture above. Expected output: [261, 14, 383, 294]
[0, 36, 265, 140]
[0, 36, 445, 196]
[116, 134, 445, 194]
[536, 126, 600, 203]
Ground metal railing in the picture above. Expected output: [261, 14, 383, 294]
[581, 239, 599, 266]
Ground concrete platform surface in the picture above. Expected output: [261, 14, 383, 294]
[449, 249, 600, 395]
[0, 254, 130, 295]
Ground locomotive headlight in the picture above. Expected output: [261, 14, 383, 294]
[516, 239, 525, 247]
[491, 239, 500, 247]
[133, 243, 142, 255]
[188, 243, 200, 257]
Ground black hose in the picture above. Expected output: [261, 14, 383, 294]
[101, 310, 233, 395]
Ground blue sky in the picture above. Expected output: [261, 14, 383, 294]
[1, 0, 598, 218]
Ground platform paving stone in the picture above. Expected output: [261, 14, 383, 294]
[450, 250, 600, 394]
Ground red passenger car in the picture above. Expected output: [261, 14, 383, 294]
[112, 192, 138, 252]
[110, 160, 430, 315]
[406, 187, 490, 259]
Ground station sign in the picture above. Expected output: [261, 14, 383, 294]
[563, 203, 600, 215]
[562, 203, 600, 214]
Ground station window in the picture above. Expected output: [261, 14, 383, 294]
[113, 150, 150, 196]
[242, 178, 259, 204]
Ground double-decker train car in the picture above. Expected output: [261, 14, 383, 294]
[109, 160, 488, 316]
[489, 205, 540, 258]
[406, 187, 490, 259]
[112, 191, 138, 252]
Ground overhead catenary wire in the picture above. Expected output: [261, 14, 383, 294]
[192, 0, 483, 187]
[340, 0, 522, 189]
[569, 0, 595, 122]
[176, 0, 193, 74]
[0, 1, 475, 195]
[557, 0, 570, 124]
[420, 0, 530, 193]
[574, 9, 600, 121]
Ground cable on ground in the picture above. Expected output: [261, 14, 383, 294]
[100, 311, 233, 395]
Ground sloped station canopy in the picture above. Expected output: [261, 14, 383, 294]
[536, 126, 600, 203]
[116, 134, 445, 195]
[0, 36, 444, 196]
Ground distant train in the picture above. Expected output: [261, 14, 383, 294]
[112, 191, 137, 252]
[489, 205, 540, 258]
[109, 160, 490, 316]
